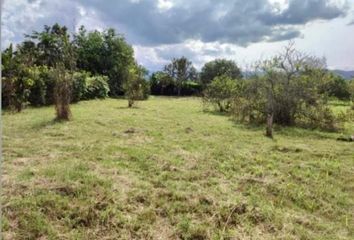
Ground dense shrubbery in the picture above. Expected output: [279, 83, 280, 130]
[1, 23, 139, 112]
[84, 75, 110, 100]
[2, 66, 110, 110]
[203, 44, 351, 134]
[202, 76, 239, 112]
[150, 73, 202, 96]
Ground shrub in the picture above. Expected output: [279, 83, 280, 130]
[180, 81, 202, 96]
[123, 65, 147, 107]
[202, 75, 238, 112]
[84, 75, 109, 100]
[2, 69, 34, 112]
[28, 66, 50, 106]
[229, 44, 342, 133]
[51, 67, 72, 121]
[72, 71, 89, 102]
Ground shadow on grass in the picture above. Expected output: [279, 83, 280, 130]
[226, 115, 338, 140]
[32, 118, 68, 130]
[202, 109, 229, 117]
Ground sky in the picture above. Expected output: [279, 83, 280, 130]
[1, 0, 354, 72]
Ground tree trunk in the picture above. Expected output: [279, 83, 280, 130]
[266, 112, 273, 138]
[128, 99, 133, 108]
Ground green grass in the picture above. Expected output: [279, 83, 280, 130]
[2, 96, 354, 239]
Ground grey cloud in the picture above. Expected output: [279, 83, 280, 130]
[2, 0, 349, 48]
[76, 0, 348, 46]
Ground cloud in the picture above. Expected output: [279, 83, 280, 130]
[1, 0, 352, 70]
[74, 0, 348, 46]
[2, 0, 348, 47]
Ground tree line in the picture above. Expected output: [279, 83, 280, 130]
[2, 24, 353, 135]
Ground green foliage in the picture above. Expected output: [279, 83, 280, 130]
[203, 75, 239, 112]
[72, 71, 89, 103]
[163, 57, 198, 96]
[150, 72, 202, 96]
[229, 45, 341, 131]
[74, 26, 135, 96]
[123, 65, 149, 107]
[320, 73, 351, 100]
[28, 66, 50, 106]
[84, 75, 110, 100]
[28, 23, 76, 69]
[200, 59, 242, 87]
[1, 45, 35, 111]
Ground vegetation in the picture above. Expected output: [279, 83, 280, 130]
[1, 23, 354, 239]
[163, 57, 198, 96]
[200, 59, 242, 87]
[203, 44, 350, 136]
[124, 64, 149, 107]
[2, 97, 353, 239]
[74, 26, 135, 96]
[202, 75, 239, 112]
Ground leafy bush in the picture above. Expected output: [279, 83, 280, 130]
[320, 73, 351, 100]
[123, 65, 148, 107]
[180, 81, 202, 96]
[51, 66, 72, 120]
[72, 71, 89, 102]
[202, 75, 239, 112]
[229, 45, 342, 133]
[84, 75, 109, 100]
[2, 76, 33, 111]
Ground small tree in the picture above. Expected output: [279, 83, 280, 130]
[203, 75, 239, 112]
[230, 43, 339, 136]
[52, 66, 72, 120]
[124, 65, 148, 108]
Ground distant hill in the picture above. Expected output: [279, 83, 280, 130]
[331, 70, 354, 79]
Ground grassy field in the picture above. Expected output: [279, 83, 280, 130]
[1, 97, 354, 239]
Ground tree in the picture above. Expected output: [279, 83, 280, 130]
[2, 44, 34, 111]
[27, 23, 76, 120]
[150, 71, 174, 95]
[74, 26, 135, 96]
[200, 59, 242, 87]
[320, 73, 350, 100]
[123, 64, 148, 107]
[164, 57, 197, 96]
[230, 43, 338, 136]
[203, 75, 239, 112]
[28, 23, 75, 68]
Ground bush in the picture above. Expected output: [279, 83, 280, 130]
[72, 71, 89, 102]
[84, 75, 109, 100]
[180, 81, 202, 96]
[2, 69, 34, 111]
[123, 66, 147, 107]
[203, 75, 239, 112]
[150, 70, 201, 96]
[51, 67, 72, 121]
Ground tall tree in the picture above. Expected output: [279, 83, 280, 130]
[200, 59, 242, 87]
[74, 26, 135, 96]
[164, 57, 197, 96]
